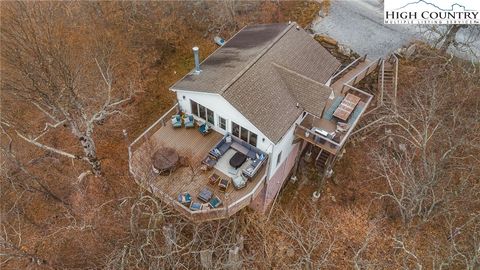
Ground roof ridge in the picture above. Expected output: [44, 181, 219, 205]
[271, 62, 305, 108]
[220, 23, 295, 95]
[271, 62, 333, 90]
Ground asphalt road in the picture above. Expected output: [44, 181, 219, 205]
[311, 0, 480, 61]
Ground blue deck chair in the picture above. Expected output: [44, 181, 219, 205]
[171, 115, 182, 128]
[198, 123, 211, 136]
[184, 114, 195, 128]
[190, 202, 202, 211]
[209, 196, 222, 208]
[177, 192, 192, 206]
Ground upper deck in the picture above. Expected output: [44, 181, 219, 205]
[128, 105, 268, 222]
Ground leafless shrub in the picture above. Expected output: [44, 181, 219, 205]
[270, 202, 336, 269]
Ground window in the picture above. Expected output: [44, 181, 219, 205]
[198, 104, 206, 119]
[191, 100, 215, 124]
[231, 121, 257, 147]
[249, 133, 257, 147]
[206, 108, 214, 125]
[241, 127, 249, 142]
[276, 151, 282, 167]
[219, 116, 227, 130]
[232, 122, 240, 138]
[191, 100, 198, 116]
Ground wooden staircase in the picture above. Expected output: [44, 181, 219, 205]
[350, 54, 399, 139]
[378, 54, 398, 106]
[315, 149, 331, 173]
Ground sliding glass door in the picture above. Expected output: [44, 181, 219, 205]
[191, 100, 214, 125]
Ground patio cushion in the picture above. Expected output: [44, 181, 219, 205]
[177, 192, 192, 205]
[171, 115, 182, 127]
[190, 202, 202, 211]
[218, 142, 231, 154]
[232, 174, 247, 189]
[184, 115, 195, 127]
[246, 149, 257, 159]
[231, 142, 249, 155]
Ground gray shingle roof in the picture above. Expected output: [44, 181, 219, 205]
[171, 23, 340, 143]
[171, 24, 291, 93]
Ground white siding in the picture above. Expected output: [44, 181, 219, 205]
[174, 90, 274, 153]
[267, 113, 305, 178]
[175, 89, 307, 186]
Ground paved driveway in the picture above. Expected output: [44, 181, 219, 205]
[311, 0, 479, 61]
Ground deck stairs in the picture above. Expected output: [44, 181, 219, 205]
[380, 61, 396, 105]
[350, 54, 399, 139]
[315, 149, 331, 173]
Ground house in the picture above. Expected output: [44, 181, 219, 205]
[128, 22, 387, 222]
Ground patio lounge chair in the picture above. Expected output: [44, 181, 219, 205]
[171, 115, 182, 128]
[209, 173, 221, 185]
[184, 114, 195, 128]
[232, 174, 247, 190]
[190, 202, 202, 211]
[198, 122, 211, 136]
[209, 196, 222, 208]
[218, 178, 229, 192]
[177, 192, 192, 206]
[202, 155, 217, 170]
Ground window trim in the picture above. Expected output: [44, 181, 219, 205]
[231, 121, 257, 147]
[190, 99, 214, 125]
[218, 116, 227, 130]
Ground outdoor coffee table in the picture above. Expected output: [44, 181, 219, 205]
[229, 151, 247, 169]
[198, 188, 213, 202]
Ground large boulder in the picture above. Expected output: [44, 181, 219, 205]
[314, 34, 338, 46]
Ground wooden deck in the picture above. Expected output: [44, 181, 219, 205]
[295, 115, 340, 155]
[331, 58, 381, 96]
[129, 119, 268, 222]
[294, 87, 374, 155]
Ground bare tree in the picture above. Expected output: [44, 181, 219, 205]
[1, 2, 134, 176]
[271, 202, 335, 269]
[369, 60, 479, 224]
[418, 25, 480, 60]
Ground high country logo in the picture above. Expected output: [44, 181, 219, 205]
[384, 0, 480, 24]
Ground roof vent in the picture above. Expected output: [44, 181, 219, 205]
[193, 47, 201, 74]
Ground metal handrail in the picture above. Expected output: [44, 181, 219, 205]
[341, 58, 382, 92]
[328, 55, 365, 85]
[128, 103, 178, 176]
[295, 122, 341, 147]
[336, 85, 373, 146]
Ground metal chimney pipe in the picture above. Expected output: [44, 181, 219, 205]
[193, 46, 201, 74]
